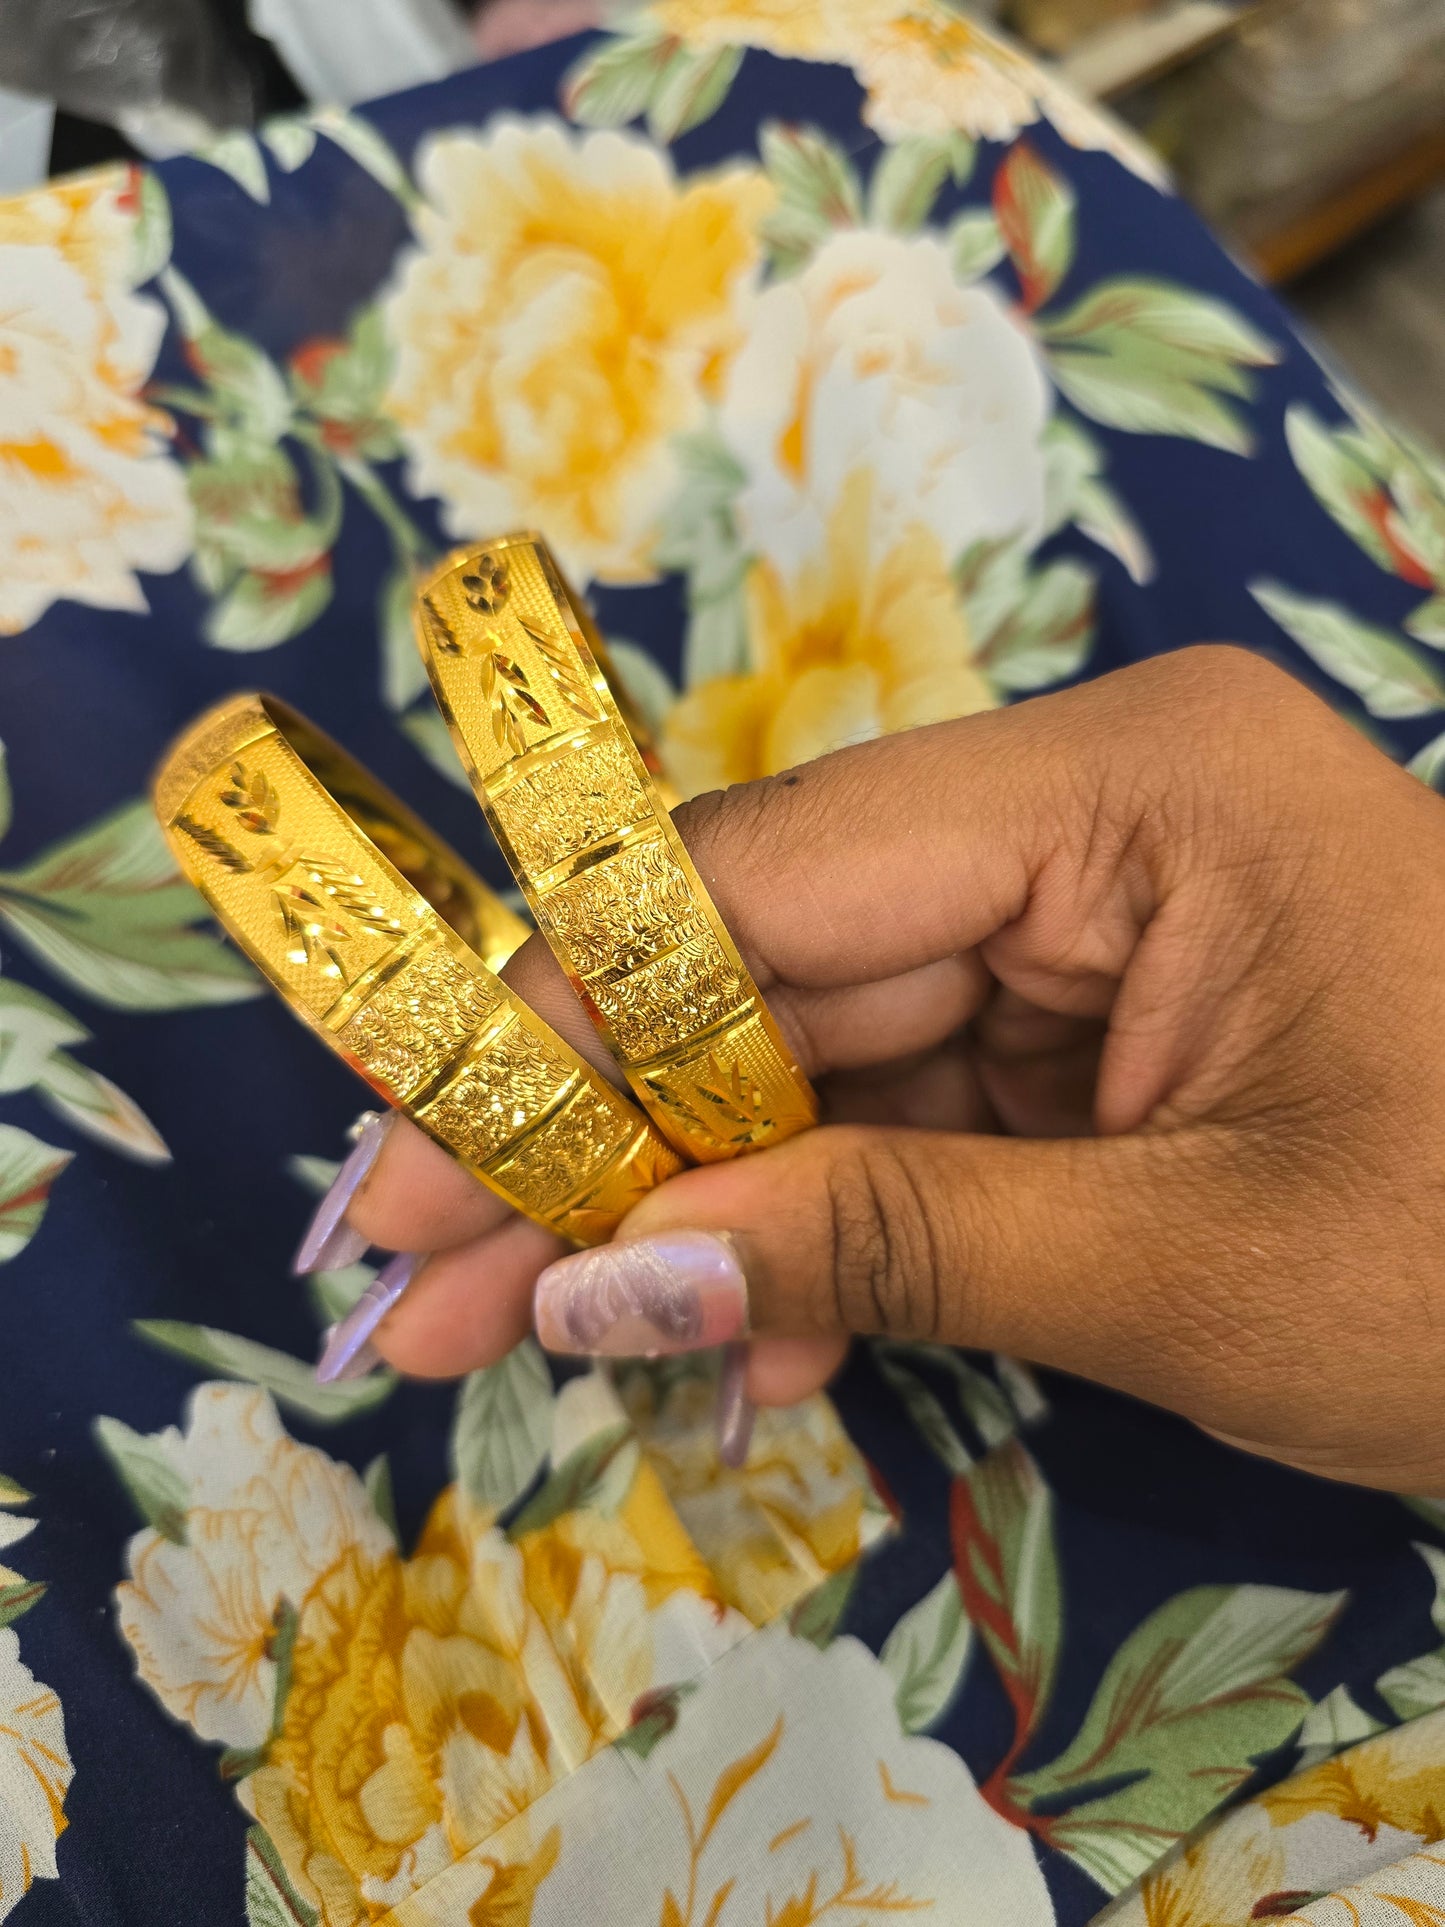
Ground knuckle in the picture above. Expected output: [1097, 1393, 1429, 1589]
[1157, 642, 1298, 710]
[1128, 646, 1316, 769]
[819, 1130, 943, 1340]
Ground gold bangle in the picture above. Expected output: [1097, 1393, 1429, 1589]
[153, 694, 685, 1244]
[414, 535, 818, 1164]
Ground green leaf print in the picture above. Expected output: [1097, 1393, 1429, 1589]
[869, 134, 976, 235]
[0, 1124, 71, 1262]
[0, 979, 86, 1093]
[0, 977, 168, 1162]
[306, 108, 418, 211]
[198, 131, 271, 204]
[880, 1571, 974, 1734]
[1038, 277, 1277, 456]
[1018, 1583, 1345, 1892]
[956, 535, 1098, 695]
[984, 557, 1096, 693]
[94, 1416, 189, 1544]
[129, 167, 173, 287]
[994, 142, 1076, 311]
[875, 1351, 973, 1475]
[1408, 729, 1445, 787]
[564, 25, 675, 129]
[378, 563, 427, 711]
[363, 1455, 399, 1545]
[0, 800, 258, 1009]
[1251, 582, 1445, 720]
[288, 306, 399, 464]
[564, 26, 745, 145]
[758, 122, 862, 274]
[948, 207, 1006, 283]
[0, 1579, 47, 1632]
[34, 1050, 169, 1164]
[134, 1321, 396, 1424]
[1408, 595, 1445, 648]
[1294, 1683, 1383, 1770]
[245, 1825, 320, 1927]
[788, 1565, 858, 1649]
[307, 1261, 374, 1327]
[1374, 1543, 1445, 1720]
[161, 269, 291, 442]
[648, 42, 745, 143]
[951, 1439, 1062, 1746]
[187, 440, 321, 589]
[1041, 417, 1154, 584]
[205, 557, 334, 651]
[450, 1340, 555, 1514]
[604, 640, 679, 738]
[260, 117, 318, 173]
[655, 425, 752, 690]
[1376, 1651, 1445, 1722]
[1285, 406, 1404, 577]
[508, 1422, 641, 1540]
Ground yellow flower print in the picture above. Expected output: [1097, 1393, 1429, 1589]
[464, 1827, 561, 1925]
[1127, 1805, 1289, 1927]
[661, 468, 995, 795]
[114, 1383, 394, 1750]
[853, 3, 1045, 142]
[1261, 1713, 1445, 1848]
[642, 0, 857, 57]
[1108, 1709, 1445, 1927]
[381, 118, 773, 585]
[610, 1362, 892, 1626]
[853, 6, 1170, 185]
[630, 0, 1168, 187]
[0, 170, 192, 636]
[244, 1478, 746, 1924]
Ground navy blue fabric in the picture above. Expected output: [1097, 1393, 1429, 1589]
[0, 32, 1439, 1923]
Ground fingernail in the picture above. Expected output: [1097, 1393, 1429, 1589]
[716, 1341, 755, 1468]
[315, 1252, 417, 1383]
[292, 1111, 395, 1275]
[534, 1231, 748, 1358]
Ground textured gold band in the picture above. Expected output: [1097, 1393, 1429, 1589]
[153, 694, 685, 1244]
[415, 536, 818, 1164]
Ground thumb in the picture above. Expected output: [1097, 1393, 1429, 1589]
[532, 1119, 1226, 1405]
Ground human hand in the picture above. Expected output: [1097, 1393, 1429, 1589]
[307, 646, 1445, 1493]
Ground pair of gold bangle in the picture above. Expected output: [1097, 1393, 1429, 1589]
[154, 535, 816, 1245]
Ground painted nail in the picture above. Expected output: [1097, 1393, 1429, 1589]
[534, 1231, 748, 1358]
[292, 1111, 395, 1275]
[315, 1252, 418, 1383]
[716, 1341, 755, 1469]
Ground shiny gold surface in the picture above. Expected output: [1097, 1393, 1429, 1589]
[153, 694, 684, 1244]
[415, 536, 817, 1163]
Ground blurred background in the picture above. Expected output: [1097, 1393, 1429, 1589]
[1, 0, 1442, 448]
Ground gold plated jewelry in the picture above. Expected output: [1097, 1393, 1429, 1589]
[153, 694, 685, 1244]
[414, 536, 818, 1164]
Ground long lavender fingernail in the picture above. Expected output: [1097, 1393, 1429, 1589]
[292, 1111, 395, 1275]
[716, 1341, 755, 1468]
[534, 1231, 748, 1358]
[315, 1252, 417, 1382]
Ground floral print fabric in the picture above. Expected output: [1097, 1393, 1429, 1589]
[3, 8, 1445, 1924]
